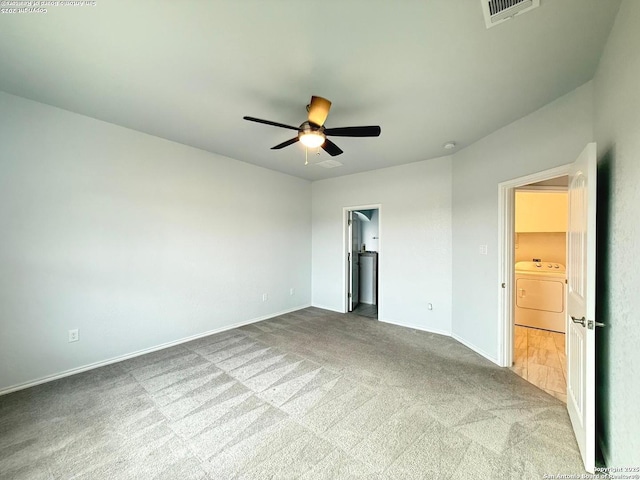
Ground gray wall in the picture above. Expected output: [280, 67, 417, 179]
[451, 82, 594, 361]
[0, 92, 311, 393]
[312, 158, 452, 335]
[593, 0, 640, 466]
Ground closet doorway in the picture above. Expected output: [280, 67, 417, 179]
[344, 205, 380, 319]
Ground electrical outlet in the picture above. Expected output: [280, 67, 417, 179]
[290, 288, 295, 296]
[262, 293, 268, 302]
[479, 245, 488, 255]
[68, 329, 79, 343]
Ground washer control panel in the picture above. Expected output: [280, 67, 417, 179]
[534, 262, 561, 269]
[515, 261, 566, 274]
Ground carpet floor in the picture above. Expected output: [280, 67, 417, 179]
[0, 307, 585, 479]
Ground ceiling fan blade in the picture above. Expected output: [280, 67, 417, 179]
[307, 96, 332, 126]
[324, 125, 381, 137]
[243, 116, 299, 131]
[322, 138, 343, 156]
[271, 137, 299, 150]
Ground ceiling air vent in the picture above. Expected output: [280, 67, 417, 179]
[481, 0, 540, 29]
[316, 159, 343, 169]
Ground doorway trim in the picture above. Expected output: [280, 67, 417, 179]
[497, 164, 571, 367]
[343, 204, 382, 318]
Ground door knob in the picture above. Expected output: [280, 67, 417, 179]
[571, 316, 586, 326]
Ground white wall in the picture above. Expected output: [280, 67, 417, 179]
[593, 0, 640, 466]
[312, 158, 452, 335]
[451, 82, 594, 361]
[360, 209, 379, 252]
[0, 92, 311, 393]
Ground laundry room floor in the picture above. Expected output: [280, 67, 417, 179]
[511, 325, 567, 402]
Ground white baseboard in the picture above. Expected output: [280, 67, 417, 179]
[310, 303, 344, 314]
[0, 304, 311, 397]
[379, 318, 451, 338]
[380, 321, 501, 366]
[451, 333, 500, 365]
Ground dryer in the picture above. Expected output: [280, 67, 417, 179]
[515, 261, 566, 333]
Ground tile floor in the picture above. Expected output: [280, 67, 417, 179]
[510, 325, 567, 402]
[352, 302, 378, 319]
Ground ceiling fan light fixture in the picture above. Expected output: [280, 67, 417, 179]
[299, 131, 325, 148]
[243, 97, 380, 157]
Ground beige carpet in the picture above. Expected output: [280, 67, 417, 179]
[0, 307, 585, 479]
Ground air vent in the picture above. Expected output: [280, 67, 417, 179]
[481, 0, 540, 28]
[316, 159, 343, 169]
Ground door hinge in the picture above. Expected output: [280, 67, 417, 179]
[348, 252, 351, 261]
[348, 219, 352, 226]
[501, 283, 506, 288]
[348, 293, 352, 298]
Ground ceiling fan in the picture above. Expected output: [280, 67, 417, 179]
[243, 96, 381, 158]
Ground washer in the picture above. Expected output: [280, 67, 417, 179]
[515, 261, 566, 333]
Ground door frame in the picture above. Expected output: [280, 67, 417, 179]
[497, 164, 571, 367]
[348, 210, 361, 312]
[343, 204, 382, 317]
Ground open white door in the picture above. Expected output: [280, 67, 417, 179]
[566, 143, 597, 473]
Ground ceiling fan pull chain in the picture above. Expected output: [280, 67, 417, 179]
[305, 147, 308, 166]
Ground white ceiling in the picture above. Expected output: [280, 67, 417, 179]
[0, 0, 620, 181]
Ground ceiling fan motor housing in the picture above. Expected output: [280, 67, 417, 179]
[298, 121, 324, 135]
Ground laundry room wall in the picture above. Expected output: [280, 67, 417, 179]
[514, 190, 567, 265]
[515, 232, 566, 265]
